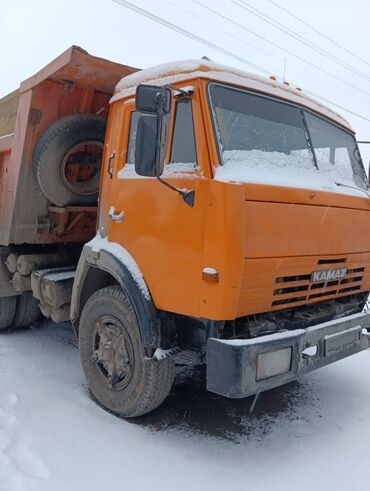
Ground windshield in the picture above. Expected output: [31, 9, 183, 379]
[209, 83, 368, 192]
[304, 112, 367, 190]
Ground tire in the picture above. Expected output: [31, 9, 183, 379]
[79, 285, 175, 418]
[0, 296, 17, 332]
[33, 114, 106, 207]
[12, 293, 40, 329]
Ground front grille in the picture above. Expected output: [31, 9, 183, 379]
[272, 296, 307, 306]
[318, 258, 347, 265]
[272, 257, 364, 307]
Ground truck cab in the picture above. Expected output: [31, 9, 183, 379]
[95, 59, 370, 321]
[71, 58, 370, 414]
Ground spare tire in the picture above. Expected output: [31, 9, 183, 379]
[33, 114, 106, 206]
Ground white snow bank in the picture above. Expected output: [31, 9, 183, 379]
[202, 267, 218, 275]
[117, 162, 198, 179]
[44, 271, 75, 282]
[215, 149, 367, 197]
[86, 233, 150, 300]
[153, 347, 174, 360]
[215, 329, 305, 346]
[111, 59, 350, 131]
[1, 321, 370, 491]
[114, 59, 202, 93]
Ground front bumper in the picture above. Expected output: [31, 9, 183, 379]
[206, 311, 370, 398]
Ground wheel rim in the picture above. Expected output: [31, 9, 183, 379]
[61, 140, 103, 196]
[91, 315, 134, 390]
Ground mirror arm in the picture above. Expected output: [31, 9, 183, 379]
[155, 172, 195, 207]
[165, 84, 194, 98]
[153, 92, 195, 208]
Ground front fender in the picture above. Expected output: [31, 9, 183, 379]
[71, 238, 160, 349]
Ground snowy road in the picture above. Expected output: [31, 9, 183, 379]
[1, 320, 370, 491]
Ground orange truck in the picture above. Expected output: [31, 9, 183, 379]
[1, 46, 370, 417]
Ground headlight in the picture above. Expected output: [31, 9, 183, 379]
[256, 347, 292, 381]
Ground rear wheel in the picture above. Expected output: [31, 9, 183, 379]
[0, 297, 16, 332]
[79, 285, 175, 418]
[13, 293, 40, 328]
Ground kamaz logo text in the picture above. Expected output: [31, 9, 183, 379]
[311, 268, 347, 283]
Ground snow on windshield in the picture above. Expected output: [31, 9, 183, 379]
[315, 148, 354, 184]
[221, 149, 313, 177]
[215, 149, 363, 195]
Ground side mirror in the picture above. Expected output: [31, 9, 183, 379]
[136, 84, 171, 114]
[134, 114, 158, 177]
[134, 84, 171, 178]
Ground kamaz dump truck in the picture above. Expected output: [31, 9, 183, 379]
[1, 46, 369, 417]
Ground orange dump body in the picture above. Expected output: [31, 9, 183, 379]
[100, 64, 370, 321]
[0, 46, 137, 246]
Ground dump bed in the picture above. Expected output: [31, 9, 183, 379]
[0, 89, 19, 139]
[0, 46, 137, 246]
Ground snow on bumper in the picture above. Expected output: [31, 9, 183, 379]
[206, 311, 370, 398]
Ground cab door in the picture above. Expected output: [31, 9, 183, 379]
[98, 100, 128, 234]
[103, 89, 210, 318]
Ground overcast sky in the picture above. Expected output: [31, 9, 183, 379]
[2, 0, 370, 162]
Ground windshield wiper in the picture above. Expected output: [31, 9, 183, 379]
[335, 181, 370, 198]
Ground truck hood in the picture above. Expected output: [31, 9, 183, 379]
[242, 181, 370, 258]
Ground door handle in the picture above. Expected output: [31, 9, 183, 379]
[107, 152, 115, 178]
[108, 206, 124, 223]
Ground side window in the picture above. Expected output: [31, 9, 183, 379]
[171, 99, 197, 164]
[126, 110, 139, 164]
[125, 101, 197, 167]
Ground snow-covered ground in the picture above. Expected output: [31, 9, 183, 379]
[1, 320, 370, 491]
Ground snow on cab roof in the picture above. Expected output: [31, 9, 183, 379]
[111, 59, 352, 131]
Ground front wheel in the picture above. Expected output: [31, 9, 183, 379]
[79, 285, 174, 418]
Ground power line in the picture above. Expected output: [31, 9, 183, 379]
[236, 0, 370, 82]
[304, 90, 370, 123]
[233, 0, 370, 84]
[164, 0, 286, 68]
[192, 0, 370, 98]
[166, 0, 368, 107]
[112, 0, 270, 75]
[112, 0, 370, 123]
[267, 0, 370, 69]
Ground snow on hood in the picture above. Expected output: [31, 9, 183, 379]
[111, 58, 351, 131]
